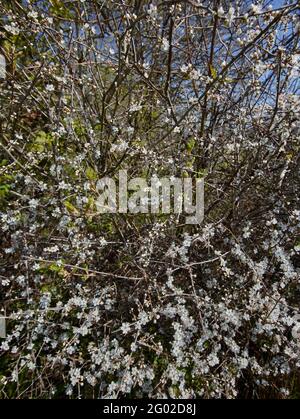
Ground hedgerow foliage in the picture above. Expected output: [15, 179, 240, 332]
[0, 0, 299, 398]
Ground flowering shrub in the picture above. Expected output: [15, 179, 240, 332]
[0, 0, 299, 399]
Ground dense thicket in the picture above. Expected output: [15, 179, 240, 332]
[0, 0, 299, 398]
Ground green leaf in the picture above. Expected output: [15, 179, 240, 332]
[86, 166, 97, 181]
[197, 168, 208, 178]
[31, 131, 53, 152]
[64, 200, 78, 214]
[186, 137, 196, 154]
[209, 65, 218, 79]
[0, 184, 10, 198]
